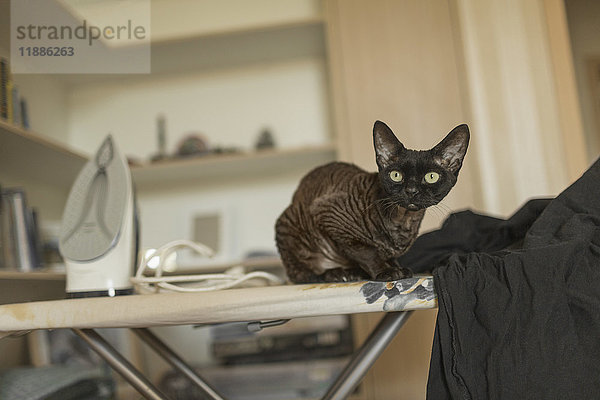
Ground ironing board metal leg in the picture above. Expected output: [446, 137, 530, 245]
[72, 328, 168, 400]
[132, 328, 226, 400]
[322, 311, 413, 400]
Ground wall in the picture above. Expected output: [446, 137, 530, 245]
[149, 0, 322, 41]
[0, 46, 70, 144]
[325, 0, 587, 398]
[0, 43, 75, 370]
[60, 0, 322, 44]
[61, 0, 332, 377]
[453, 0, 580, 216]
[325, 1, 472, 398]
[14, 75, 70, 144]
[66, 58, 330, 160]
[137, 172, 307, 262]
[60, 0, 331, 263]
[65, 56, 331, 258]
[565, 0, 600, 159]
[0, 45, 74, 221]
[326, 0, 479, 234]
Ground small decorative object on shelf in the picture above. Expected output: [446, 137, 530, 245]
[175, 134, 210, 158]
[151, 114, 168, 162]
[255, 128, 276, 150]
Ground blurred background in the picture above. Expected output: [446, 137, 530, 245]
[0, 0, 598, 399]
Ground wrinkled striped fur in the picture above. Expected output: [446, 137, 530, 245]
[275, 121, 469, 283]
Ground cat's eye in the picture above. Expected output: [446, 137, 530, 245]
[424, 172, 440, 184]
[389, 170, 403, 182]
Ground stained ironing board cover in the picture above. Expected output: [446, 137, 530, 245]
[0, 277, 435, 337]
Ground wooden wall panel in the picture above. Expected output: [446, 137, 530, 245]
[325, 0, 480, 233]
[325, 0, 588, 398]
[325, 1, 471, 398]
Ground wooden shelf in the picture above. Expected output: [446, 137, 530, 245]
[0, 270, 66, 281]
[0, 120, 88, 189]
[131, 144, 337, 189]
[0, 118, 336, 190]
[0, 269, 66, 305]
[150, 17, 324, 46]
[55, 18, 326, 86]
[151, 18, 325, 73]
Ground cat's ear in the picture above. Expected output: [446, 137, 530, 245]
[373, 120, 405, 168]
[432, 124, 470, 174]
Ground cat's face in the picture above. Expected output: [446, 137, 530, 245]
[373, 121, 469, 211]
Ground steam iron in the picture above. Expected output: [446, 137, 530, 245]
[59, 135, 138, 298]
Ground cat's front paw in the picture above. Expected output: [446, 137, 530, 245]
[374, 267, 412, 282]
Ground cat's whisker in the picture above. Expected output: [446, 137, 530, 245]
[431, 204, 447, 218]
[382, 200, 396, 215]
[436, 201, 453, 215]
[431, 201, 454, 220]
[427, 205, 445, 222]
[375, 197, 395, 211]
[363, 197, 388, 213]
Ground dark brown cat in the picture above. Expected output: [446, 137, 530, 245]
[275, 121, 469, 283]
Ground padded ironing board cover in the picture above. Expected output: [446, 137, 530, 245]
[0, 277, 435, 338]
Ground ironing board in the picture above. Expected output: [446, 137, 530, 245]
[0, 276, 436, 400]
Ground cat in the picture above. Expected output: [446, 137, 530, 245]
[275, 120, 469, 283]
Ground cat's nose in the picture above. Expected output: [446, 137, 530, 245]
[405, 186, 419, 196]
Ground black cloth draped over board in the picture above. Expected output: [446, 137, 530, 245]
[399, 158, 600, 399]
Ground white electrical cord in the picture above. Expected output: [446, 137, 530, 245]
[131, 239, 285, 294]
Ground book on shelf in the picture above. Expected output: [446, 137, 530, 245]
[21, 98, 30, 129]
[11, 85, 21, 126]
[0, 187, 44, 271]
[0, 57, 8, 121]
[0, 56, 28, 128]
[6, 79, 13, 124]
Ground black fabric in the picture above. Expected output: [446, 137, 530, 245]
[405, 159, 600, 399]
[399, 198, 552, 274]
